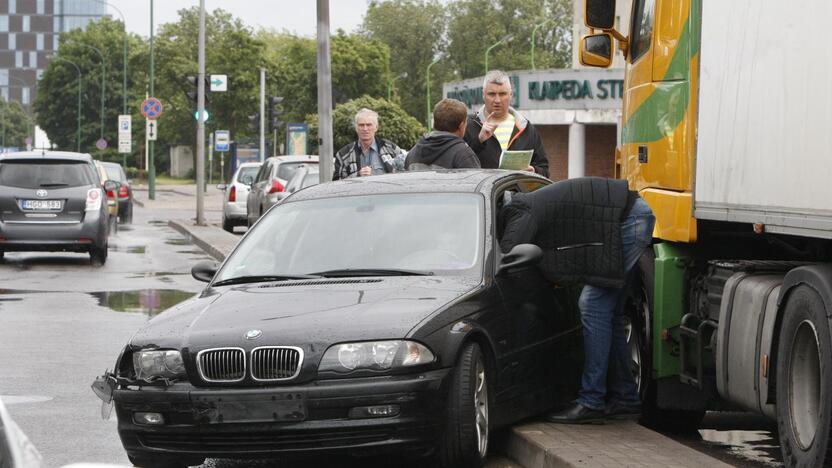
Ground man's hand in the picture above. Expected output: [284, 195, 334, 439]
[478, 112, 498, 142]
[359, 166, 372, 177]
[524, 165, 534, 172]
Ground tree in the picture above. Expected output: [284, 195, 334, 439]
[0, 100, 32, 149]
[361, 0, 448, 119]
[307, 95, 425, 155]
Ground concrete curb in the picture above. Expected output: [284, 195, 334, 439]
[167, 219, 239, 261]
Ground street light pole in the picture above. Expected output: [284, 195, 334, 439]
[425, 58, 439, 131]
[70, 42, 106, 141]
[195, 0, 206, 226]
[531, 20, 553, 70]
[50, 56, 82, 152]
[91, 0, 129, 166]
[485, 34, 513, 75]
[148, 0, 155, 200]
[387, 72, 407, 101]
[316, 0, 334, 183]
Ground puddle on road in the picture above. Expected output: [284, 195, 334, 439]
[699, 429, 781, 466]
[90, 289, 196, 316]
[110, 245, 147, 254]
[0, 395, 53, 405]
[118, 225, 134, 231]
[126, 271, 187, 278]
[147, 220, 167, 226]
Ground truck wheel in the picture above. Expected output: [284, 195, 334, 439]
[623, 275, 650, 399]
[776, 285, 832, 468]
[437, 342, 489, 468]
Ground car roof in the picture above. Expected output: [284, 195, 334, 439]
[266, 155, 319, 164]
[237, 162, 262, 169]
[289, 169, 547, 201]
[0, 151, 94, 163]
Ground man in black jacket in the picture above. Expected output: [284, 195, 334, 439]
[406, 98, 480, 170]
[500, 177, 655, 423]
[463, 70, 549, 177]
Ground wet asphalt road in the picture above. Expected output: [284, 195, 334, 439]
[0, 198, 785, 468]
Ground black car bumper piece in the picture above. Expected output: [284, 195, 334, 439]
[114, 368, 451, 461]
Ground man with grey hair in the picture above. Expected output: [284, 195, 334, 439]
[463, 70, 549, 177]
[333, 108, 406, 180]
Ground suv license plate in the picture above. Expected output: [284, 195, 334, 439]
[22, 199, 62, 211]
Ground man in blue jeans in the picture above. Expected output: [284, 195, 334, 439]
[499, 177, 656, 424]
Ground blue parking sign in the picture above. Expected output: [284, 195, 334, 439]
[215, 130, 230, 152]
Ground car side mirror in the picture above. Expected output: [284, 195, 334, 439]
[580, 33, 613, 68]
[103, 180, 120, 192]
[496, 244, 542, 276]
[192, 260, 219, 283]
[216, 183, 227, 191]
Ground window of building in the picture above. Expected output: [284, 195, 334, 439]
[53, 17, 60, 34]
[22, 16, 30, 33]
[54, 0, 62, 15]
[36, 69, 44, 80]
[0, 16, 9, 33]
[0, 70, 8, 87]
[1, 88, 8, 101]
[8, 33, 15, 49]
[52, 34, 58, 50]
[36, 33, 43, 50]
[15, 51, 23, 68]
[29, 51, 36, 67]
[8, 0, 15, 14]
[37, 0, 45, 15]
[21, 87, 29, 105]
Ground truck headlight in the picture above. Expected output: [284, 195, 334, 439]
[133, 350, 186, 381]
[318, 340, 435, 373]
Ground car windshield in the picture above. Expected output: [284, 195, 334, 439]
[216, 193, 484, 281]
[0, 160, 98, 188]
[277, 161, 315, 181]
[302, 172, 319, 187]
[237, 166, 259, 183]
[102, 163, 126, 182]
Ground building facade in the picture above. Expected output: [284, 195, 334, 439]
[0, 0, 105, 107]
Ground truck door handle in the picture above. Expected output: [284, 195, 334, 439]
[638, 146, 648, 163]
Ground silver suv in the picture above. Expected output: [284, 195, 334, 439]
[0, 151, 112, 264]
[246, 155, 318, 226]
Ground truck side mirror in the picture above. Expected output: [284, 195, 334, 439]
[580, 33, 613, 68]
[586, 0, 616, 29]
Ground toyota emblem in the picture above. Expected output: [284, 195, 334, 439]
[245, 329, 263, 340]
[36, 189, 48, 198]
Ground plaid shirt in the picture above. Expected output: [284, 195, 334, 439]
[333, 137, 406, 180]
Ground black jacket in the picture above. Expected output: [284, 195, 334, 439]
[333, 137, 406, 180]
[463, 108, 549, 177]
[499, 177, 637, 288]
[405, 131, 480, 170]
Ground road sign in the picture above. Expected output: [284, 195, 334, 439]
[146, 119, 158, 141]
[193, 110, 211, 122]
[141, 97, 163, 120]
[95, 138, 108, 150]
[215, 130, 230, 152]
[210, 74, 227, 92]
[118, 115, 132, 154]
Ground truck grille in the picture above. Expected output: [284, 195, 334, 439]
[197, 348, 246, 382]
[251, 346, 303, 381]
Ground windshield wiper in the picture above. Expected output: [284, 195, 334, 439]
[309, 268, 433, 278]
[212, 274, 322, 287]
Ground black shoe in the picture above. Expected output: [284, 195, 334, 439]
[606, 400, 642, 420]
[545, 403, 605, 424]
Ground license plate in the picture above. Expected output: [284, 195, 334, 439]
[21, 199, 62, 211]
[193, 392, 307, 424]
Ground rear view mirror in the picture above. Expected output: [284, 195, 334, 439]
[192, 260, 219, 283]
[586, 0, 616, 29]
[496, 244, 543, 276]
[580, 33, 613, 68]
[216, 183, 227, 191]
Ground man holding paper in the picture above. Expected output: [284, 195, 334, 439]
[463, 70, 549, 177]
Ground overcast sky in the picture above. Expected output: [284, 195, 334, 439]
[106, 0, 371, 37]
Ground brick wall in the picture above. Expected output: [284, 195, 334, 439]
[538, 124, 617, 181]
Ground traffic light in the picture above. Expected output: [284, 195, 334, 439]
[267, 96, 284, 133]
[248, 113, 260, 133]
[185, 75, 211, 106]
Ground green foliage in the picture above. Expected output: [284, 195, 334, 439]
[307, 96, 425, 154]
[0, 100, 32, 149]
[362, 0, 449, 122]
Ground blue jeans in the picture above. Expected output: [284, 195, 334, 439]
[576, 198, 655, 410]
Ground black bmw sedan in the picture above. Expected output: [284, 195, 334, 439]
[95, 170, 584, 468]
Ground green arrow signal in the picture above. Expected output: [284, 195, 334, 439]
[211, 79, 223, 86]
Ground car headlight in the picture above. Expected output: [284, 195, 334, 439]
[318, 340, 435, 373]
[132, 350, 186, 381]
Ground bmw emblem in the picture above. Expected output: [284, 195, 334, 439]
[245, 329, 262, 340]
[36, 189, 48, 198]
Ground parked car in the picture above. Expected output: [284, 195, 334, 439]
[273, 163, 320, 205]
[101, 161, 133, 224]
[246, 155, 318, 226]
[94, 160, 119, 234]
[0, 152, 111, 264]
[218, 161, 261, 232]
[94, 170, 598, 468]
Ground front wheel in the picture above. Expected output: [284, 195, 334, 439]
[776, 285, 832, 468]
[438, 342, 489, 468]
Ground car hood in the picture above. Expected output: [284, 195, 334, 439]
[130, 276, 482, 351]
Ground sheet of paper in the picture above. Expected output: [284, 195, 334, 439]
[498, 149, 534, 171]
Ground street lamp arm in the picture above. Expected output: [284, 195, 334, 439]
[48, 56, 83, 152]
[485, 34, 513, 74]
[68, 42, 107, 141]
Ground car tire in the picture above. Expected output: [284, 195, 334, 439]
[438, 342, 489, 468]
[127, 453, 202, 468]
[90, 243, 108, 266]
[776, 285, 832, 467]
[222, 215, 234, 233]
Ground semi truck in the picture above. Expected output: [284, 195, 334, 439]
[579, 0, 832, 466]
